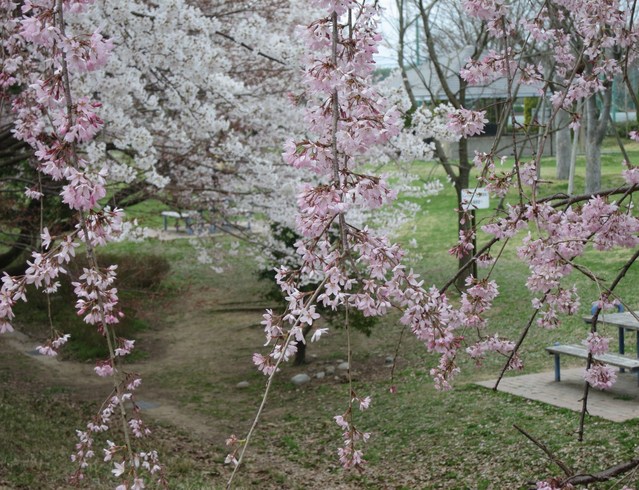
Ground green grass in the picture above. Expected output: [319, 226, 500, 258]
[124, 198, 173, 229]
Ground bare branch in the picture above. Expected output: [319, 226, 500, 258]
[513, 424, 574, 478]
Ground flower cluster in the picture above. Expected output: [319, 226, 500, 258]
[71, 376, 167, 487]
[583, 332, 610, 356]
[535, 480, 572, 490]
[259, 1, 403, 381]
[442, 0, 639, 401]
[583, 363, 617, 390]
[466, 335, 521, 369]
[334, 407, 370, 470]
[446, 108, 488, 138]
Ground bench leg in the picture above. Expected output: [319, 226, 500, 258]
[619, 327, 626, 373]
[554, 354, 561, 382]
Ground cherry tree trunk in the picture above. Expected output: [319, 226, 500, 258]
[294, 324, 313, 365]
[585, 96, 604, 194]
[455, 138, 473, 290]
[584, 79, 612, 195]
[585, 134, 602, 195]
[555, 109, 572, 180]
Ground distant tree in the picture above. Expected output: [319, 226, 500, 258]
[394, 0, 489, 288]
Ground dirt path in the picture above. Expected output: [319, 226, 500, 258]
[2, 330, 214, 437]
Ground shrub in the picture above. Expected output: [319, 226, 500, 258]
[14, 252, 170, 361]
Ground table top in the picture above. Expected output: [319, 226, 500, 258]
[582, 311, 639, 330]
[161, 211, 196, 218]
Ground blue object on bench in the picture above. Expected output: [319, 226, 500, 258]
[591, 302, 624, 315]
[185, 216, 194, 235]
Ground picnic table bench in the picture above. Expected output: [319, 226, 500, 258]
[547, 310, 639, 386]
[161, 211, 196, 234]
[161, 210, 253, 235]
[545, 344, 639, 385]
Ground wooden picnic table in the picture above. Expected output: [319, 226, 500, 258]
[582, 311, 639, 361]
[161, 211, 196, 233]
[545, 311, 639, 384]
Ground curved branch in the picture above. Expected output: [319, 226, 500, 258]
[562, 457, 639, 486]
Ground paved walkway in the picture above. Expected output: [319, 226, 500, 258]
[476, 368, 639, 422]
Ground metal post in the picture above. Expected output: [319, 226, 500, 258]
[554, 354, 561, 382]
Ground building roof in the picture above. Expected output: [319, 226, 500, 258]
[386, 46, 545, 102]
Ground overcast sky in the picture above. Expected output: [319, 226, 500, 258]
[375, 0, 400, 68]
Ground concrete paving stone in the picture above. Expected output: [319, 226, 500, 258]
[476, 368, 639, 422]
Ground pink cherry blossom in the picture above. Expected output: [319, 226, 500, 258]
[112, 461, 125, 477]
[447, 108, 488, 138]
[583, 332, 610, 356]
[584, 363, 617, 390]
[94, 360, 114, 377]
